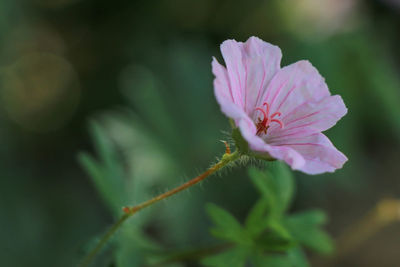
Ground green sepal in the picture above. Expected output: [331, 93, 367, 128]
[231, 127, 249, 154]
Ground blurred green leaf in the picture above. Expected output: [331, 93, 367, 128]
[248, 168, 276, 204]
[248, 162, 294, 217]
[286, 210, 327, 226]
[251, 253, 292, 267]
[287, 247, 310, 267]
[255, 232, 294, 252]
[206, 203, 249, 245]
[244, 198, 269, 237]
[269, 162, 294, 213]
[284, 210, 333, 254]
[255, 220, 295, 252]
[202, 247, 249, 267]
[78, 122, 126, 214]
[268, 220, 293, 242]
[250, 247, 309, 267]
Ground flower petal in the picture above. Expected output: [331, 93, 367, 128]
[212, 57, 246, 120]
[221, 37, 282, 115]
[241, 37, 282, 115]
[271, 133, 347, 174]
[267, 145, 306, 170]
[266, 95, 347, 142]
[220, 39, 247, 109]
[257, 60, 330, 121]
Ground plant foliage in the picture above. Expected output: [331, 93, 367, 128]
[203, 162, 333, 267]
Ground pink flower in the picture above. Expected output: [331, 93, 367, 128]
[212, 36, 347, 174]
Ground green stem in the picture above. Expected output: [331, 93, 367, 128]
[80, 214, 130, 267]
[79, 150, 240, 267]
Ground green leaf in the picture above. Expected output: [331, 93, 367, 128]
[206, 203, 249, 244]
[202, 247, 249, 267]
[251, 248, 309, 267]
[251, 253, 292, 267]
[287, 247, 310, 267]
[255, 220, 295, 252]
[78, 153, 107, 207]
[286, 210, 327, 226]
[248, 168, 273, 196]
[89, 121, 125, 182]
[268, 161, 294, 213]
[268, 220, 293, 241]
[284, 211, 334, 254]
[248, 163, 294, 217]
[255, 232, 294, 252]
[78, 121, 126, 215]
[248, 168, 276, 209]
[244, 198, 269, 237]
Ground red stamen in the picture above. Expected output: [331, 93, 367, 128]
[263, 102, 270, 117]
[271, 119, 284, 128]
[254, 102, 284, 135]
[255, 107, 267, 122]
[271, 112, 281, 118]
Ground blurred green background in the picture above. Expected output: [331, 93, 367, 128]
[0, 0, 399, 266]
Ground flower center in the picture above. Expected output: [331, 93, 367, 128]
[255, 102, 284, 136]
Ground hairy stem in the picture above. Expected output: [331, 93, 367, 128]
[80, 150, 240, 267]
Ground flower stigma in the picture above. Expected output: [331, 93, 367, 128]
[255, 102, 284, 136]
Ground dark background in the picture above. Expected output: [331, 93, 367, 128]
[0, 0, 399, 266]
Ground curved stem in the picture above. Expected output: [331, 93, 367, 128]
[80, 150, 240, 267]
[80, 214, 130, 267]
